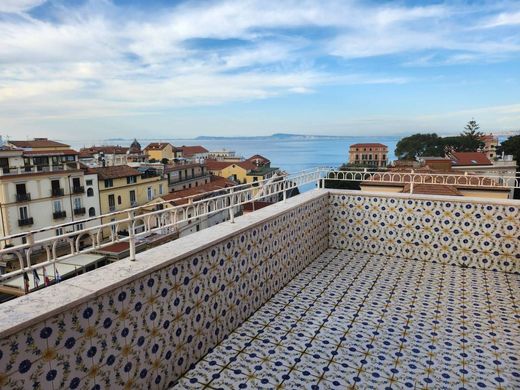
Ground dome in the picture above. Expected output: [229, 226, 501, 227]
[129, 138, 141, 154]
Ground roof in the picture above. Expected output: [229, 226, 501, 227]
[144, 142, 172, 151]
[161, 176, 235, 205]
[80, 146, 129, 155]
[246, 154, 271, 165]
[205, 159, 258, 172]
[243, 201, 272, 212]
[180, 145, 209, 157]
[350, 143, 388, 148]
[247, 166, 279, 176]
[22, 149, 78, 156]
[9, 139, 70, 149]
[401, 184, 463, 196]
[450, 152, 492, 166]
[89, 165, 141, 180]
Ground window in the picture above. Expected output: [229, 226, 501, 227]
[86, 179, 93, 186]
[88, 207, 96, 217]
[19, 206, 29, 220]
[87, 187, 94, 197]
[74, 198, 82, 209]
[16, 183, 26, 195]
[147, 187, 153, 201]
[75, 223, 84, 231]
[72, 177, 81, 188]
[56, 228, 63, 236]
[51, 179, 60, 190]
[129, 190, 136, 205]
[127, 176, 136, 184]
[53, 200, 62, 212]
[191, 168, 195, 177]
[104, 179, 113, 188]
[117, 195, 122, 205]
[159, 184, 163, 195]
[108, 194, 115, 210]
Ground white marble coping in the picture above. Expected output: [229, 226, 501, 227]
[328, 189, 520, 207]
[0, 189, 328, 338]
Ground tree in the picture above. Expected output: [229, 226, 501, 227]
[395, 133, 444, 160]
[453, 119, 484, 152]
[161, 158, 169, 165]
[496, 134, 520, 162]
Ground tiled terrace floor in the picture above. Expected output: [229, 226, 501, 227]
[174, 249, 519, 389]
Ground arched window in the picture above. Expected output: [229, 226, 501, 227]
[87, 187, 94, 197]
[88, 207, 96, 217]
[117, 195, 122, 205]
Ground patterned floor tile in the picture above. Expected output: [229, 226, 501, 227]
[172, 250, 519, 389]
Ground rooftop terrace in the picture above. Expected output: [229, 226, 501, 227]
[0, 171, 518, 389]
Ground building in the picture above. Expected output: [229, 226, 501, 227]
[207, 149, 240, 161]
[179, 145, 209, 161]
[0, 142, 100, 249]
[348, 143, 388, 167]
[144, 142, 177, 162]
[360, 165, 511, 199]
[90, 165, 168, 237]
[6, 138, 79, 171]
[206, 154, 279, 185]
[126, 139, 147, 163]
[79, 145, 130, 167]
[165, 163, 211, 192]
[480, 133, 499, 160]
[143, 176, 236, 237]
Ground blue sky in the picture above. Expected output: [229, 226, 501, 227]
[0, 0, 519, 139]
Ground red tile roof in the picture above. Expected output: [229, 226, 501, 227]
[243, 201, 272, 212]
[450, 152, 491, 166]
[144, 142, 172, 151]
[350, 143, 388, 148]
[9, 139, 70, 149]
[80, 146, 129, 155]
[22, 149, 78, 156]
[161, 176, 235, 205]
[180, 145, 209, 157]
[246, 154, 270, 165]
[205, 159, 257, 172]
[401, 184, 462, 196]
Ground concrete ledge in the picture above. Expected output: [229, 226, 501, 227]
[0, 189, 328, 338]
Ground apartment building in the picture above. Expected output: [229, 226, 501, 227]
[165, 163, 211, 192]
[143, 176, 236, 237]
[79, 145, 129, 167]
[206, 154, 279, 185]
[348, 143, 388, 167]
[179, 145, 209, 161]
[0, 141, 100, 248]
[144, 142, 178, 162]
[480, 133, 499, 160]
[90, 165, 168, 237]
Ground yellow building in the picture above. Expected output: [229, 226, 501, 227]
[206, 155, 279, 185]
[144, 142, 175, 162]
[90, 165, 168, 237]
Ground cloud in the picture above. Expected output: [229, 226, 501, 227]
[0, 0, 519, 137]
[0, 0, 46, 13]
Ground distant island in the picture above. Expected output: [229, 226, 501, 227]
[196, 133, 369, 140]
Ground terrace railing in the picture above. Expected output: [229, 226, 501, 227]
[0, 167, 518, 290]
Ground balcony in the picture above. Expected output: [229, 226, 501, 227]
[17, 217, 34, 227]
[73, 207, 86, 216]
[15, 193, 31, 202]
[51, 187, 64, 197]
[0, 187, 518, 389]
[52, 210, 67, 219]
[72, 185, 85, 194]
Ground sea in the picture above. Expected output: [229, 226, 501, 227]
[67, 136, 402, 174]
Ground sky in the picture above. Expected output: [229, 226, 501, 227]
[0, 0, 519, 140]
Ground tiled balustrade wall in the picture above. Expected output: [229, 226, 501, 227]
[0, 192, 329, 389]
[329, 191, 519, 273]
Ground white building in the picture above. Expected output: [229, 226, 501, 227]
[0, 140, 101, 251]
